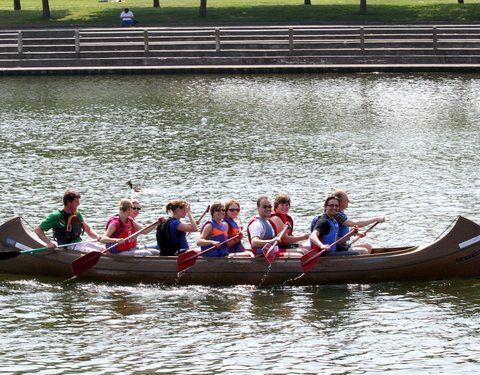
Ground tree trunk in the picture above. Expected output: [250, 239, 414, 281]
[360, 0, 367, 14]
[304, 0, 312, 4]
[200, 0, 207, 18]
[42, 0, 50, 18]
[153, 0, 160, 7]
[14, 0, 21, 10]
[457, 0, 464, 3]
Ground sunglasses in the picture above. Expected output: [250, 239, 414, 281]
[228, 208, 240, 212]
[262, 205, 272, 209]
[132, 207, 141, 210]
[214, 209, 226, 212]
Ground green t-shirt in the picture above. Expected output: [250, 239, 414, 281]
[39, 210, 85, 244]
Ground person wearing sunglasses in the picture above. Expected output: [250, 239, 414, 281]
[333, 190, 385, 254]
[101, 199, 161, 256]
[310, 195, 357, 254]
[269, 193, 310, 255]
[196, 202, 229, 257]
[223, 200, 253, 257]
[247, 196, 287, 256]
[130, 200, 142, 219]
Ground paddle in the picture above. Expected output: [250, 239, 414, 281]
[71, 219, 161, 276]
[350, 221, 380, 245]
[262, 223, 291, 264]
[196, 205, 210, 225]
[301, 229, 356, 273]
[177, 234, 239, 272]
[1, 237, 96, 261]
[187, 205, 210, 239]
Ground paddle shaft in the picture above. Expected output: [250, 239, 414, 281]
[5, 237, 96, 253]
[1, 239, 98, 261]
[196, 205, 210, 225]
[197, 234, 239, 257]
[187, 205, 210, 239]
[302, 229, 357, 273]
[177, 234, 239, 272]
[263, 223, 291, 260]
[317, 228, 356, 253]
[350, 221, 380, 245]
[107, 218, 161, 251]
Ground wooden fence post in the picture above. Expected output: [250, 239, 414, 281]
[433, 26, 438, 51]
[17, 31, 23, 54]
[74, 29, 80, 54]
[360, 27, 365, 52]
[289, 27, 294, 52]
[215, 28, 221, 52]
[144, 29, 149, 53]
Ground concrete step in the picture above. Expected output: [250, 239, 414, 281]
[2, 47, 480, 60]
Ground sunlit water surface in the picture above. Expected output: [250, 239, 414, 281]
[0, 73, 479, 374]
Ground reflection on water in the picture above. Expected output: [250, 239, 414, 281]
[1, 277, 480, 373]
[1, 73, 480, 373]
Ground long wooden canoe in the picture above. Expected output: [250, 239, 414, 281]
[1, 216, 480, 285]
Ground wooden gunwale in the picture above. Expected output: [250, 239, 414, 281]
[1, 216, 480, 285]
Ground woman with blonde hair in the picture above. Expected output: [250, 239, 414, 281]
[102, 199, 160, 256]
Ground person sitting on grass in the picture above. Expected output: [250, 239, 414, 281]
[120, 8, 137, 27]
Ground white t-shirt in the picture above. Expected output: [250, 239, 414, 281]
[248, 218, 274, 241]
[120, 11, 134, 20]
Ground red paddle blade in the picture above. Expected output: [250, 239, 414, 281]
[262, 244, 277, 264]
[300, 249, 324, 273]
[177, 250, 199, 272]
[72, 251, 104, 276]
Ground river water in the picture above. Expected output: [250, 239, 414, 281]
[0, 73, 479, 373]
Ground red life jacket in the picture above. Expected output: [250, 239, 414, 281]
[270, 212, 294, 247]
[105, 215, 137, 252]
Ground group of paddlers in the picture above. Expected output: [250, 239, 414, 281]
[33, 190, 384, 258]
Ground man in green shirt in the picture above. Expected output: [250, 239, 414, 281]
[34, 190, 102, 251]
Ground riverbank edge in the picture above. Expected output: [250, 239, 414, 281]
[2, 64, 480, 76]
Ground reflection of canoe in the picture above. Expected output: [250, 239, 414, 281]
[1, 216, 480, 286]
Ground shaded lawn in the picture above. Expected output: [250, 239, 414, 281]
[0, 0, 479, 27]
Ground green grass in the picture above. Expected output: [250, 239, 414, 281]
[1, 0, 479, 28]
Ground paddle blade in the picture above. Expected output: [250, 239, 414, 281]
[0, 251, 21, 261]
[3, 237, 32, 252]
[262, 243, 277, 264]
[177, 250, 199, 272]
[71, 251, 104, 276]
[300, 249, 325, 273]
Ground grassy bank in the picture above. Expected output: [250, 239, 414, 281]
[1, 0, 479, 28]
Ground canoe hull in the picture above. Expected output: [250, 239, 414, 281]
[1, 217, 480, 285]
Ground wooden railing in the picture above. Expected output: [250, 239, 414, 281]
[68, 25, 480, 54]
[1, 25, 480, 56]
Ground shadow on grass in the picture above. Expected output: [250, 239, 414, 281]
[1, 4, 479, 28]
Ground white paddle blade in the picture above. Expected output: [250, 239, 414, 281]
[4, 237, 33, 252]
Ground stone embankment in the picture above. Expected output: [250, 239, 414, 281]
[1, 24, 480, 75]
